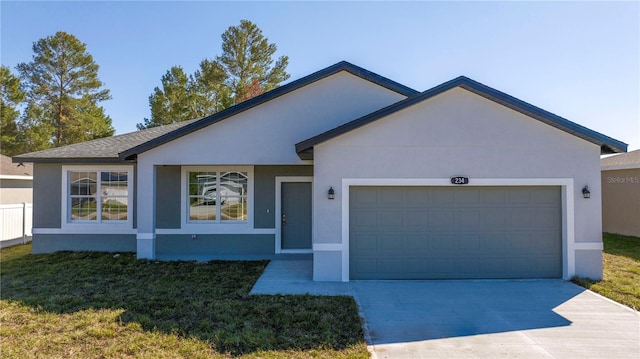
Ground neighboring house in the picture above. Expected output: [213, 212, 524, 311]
[1, 154, 33, 247]
[14, 61, 627, 281]
[1, 154, 33, 204]
[601, 149, 640, 237]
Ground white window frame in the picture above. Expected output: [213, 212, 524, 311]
[61, 165, 134, 233]
[181, 166, 253, 230]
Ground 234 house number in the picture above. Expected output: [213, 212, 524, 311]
[450, 176, 470, 185]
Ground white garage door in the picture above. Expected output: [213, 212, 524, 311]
[349, 186, 562, 279]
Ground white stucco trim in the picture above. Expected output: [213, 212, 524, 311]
[313, 243, 343, 251]
[0, 175, 33, 180]
[32, 227, 137, 235]
[340, 177, 576, 282]
[136, 232, 155, 240]
[156, 228, 275, 235]
[60, 165, 135, 232]
[137, 233, 155, 259]
[275, 176, 313, 254]
[574, 242, 604, 250]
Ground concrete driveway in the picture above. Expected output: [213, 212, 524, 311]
[353, 280, 640, 359]
[251, 259, 640, 358]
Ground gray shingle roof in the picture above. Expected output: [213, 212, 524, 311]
[295, 76, 628, 159]
[601, 149, 640, 169]
[12, 120, 196, 163]
[1, 154, 33, 176]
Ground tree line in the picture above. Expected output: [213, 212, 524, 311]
[1, 20, 289, 156]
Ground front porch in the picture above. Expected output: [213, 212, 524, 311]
[250, 254, 354, 295]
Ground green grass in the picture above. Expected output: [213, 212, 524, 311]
[0, 244, 368, 358]
[572, 233, 640, 311]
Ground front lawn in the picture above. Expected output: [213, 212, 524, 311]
[0, 244, 368, 358]
[572, 233, 640, 311]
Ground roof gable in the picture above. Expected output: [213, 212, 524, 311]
[118, 61, 419, 160]
[13, 61, 418, 164]
[295, 76, 628, 159]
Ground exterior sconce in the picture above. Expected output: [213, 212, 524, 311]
[582, 185, 591, 199]
[328, 186, 335, 200]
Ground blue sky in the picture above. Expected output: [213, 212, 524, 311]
[2, 1, 639, 150]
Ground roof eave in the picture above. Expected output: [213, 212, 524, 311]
[119, 61, 419, 159]
[12, 156, 132, 164]
[296, 76, 628, 159]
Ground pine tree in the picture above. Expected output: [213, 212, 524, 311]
[17, 31, 114, 150]
[138, 20, 289, 129]
[0, 66, 26, 156]
[217, 20, 289, 103]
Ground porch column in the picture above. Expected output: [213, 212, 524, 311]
[136, 159, 156, 259]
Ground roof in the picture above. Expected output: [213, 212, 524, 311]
[1, 154, 33, 177]
[601, 149, 640, 170]
[117, 61, 418, 160]
[11, 64, 627, 164]
[295, 76, 628, 159]
[12, 120, 197, 163]
[13, 61, 418, 164]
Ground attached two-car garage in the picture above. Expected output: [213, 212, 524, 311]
[349, 186, 562, 279]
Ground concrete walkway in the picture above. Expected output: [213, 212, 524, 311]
[251, 258, 640, 359]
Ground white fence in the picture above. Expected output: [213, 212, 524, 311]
[0, 203, 33, 247]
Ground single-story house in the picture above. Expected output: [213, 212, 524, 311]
[14, 61, 628, 281]
[601, 149, 640, 237]
[1, 154, 33, 204]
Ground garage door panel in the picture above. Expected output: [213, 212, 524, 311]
[457, 258, 481, 274]
[531, 209, 561, 228]
[460, 234, 480, 249]
[484, 189, 507, 204]
[531, 188, 559, 204]
[406, 234, 429, 250]
[455, 189, 482, 205]
[350, 186, 562, 279]
[511, 209, 533, 227]
[510, 232, 533, 250]
[404, 188, 431, 204]
[381, 210, 403, 227]
[458, 211, 481, 229]
[508, 190, 532, 204]
[483, 209, 508, 227]
[430, 211, 456, 227]
[353, 188, 378, 205]
[380, 188, 403, 204]
[432, 189, 455, 205]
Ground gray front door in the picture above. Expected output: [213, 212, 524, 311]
[281, 182, 312, 250]
[349, 186, 562, 279]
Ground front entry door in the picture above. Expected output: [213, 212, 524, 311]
[281, 182, 312, 250]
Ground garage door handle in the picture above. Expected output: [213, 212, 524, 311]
[282, 214, 286, 226]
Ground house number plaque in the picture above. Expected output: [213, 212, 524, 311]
[450, 176, 469, 185]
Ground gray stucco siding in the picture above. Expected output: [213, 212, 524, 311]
[156, 234, 274, 257]
[254, 165, 313, 228]
[32, 234, 136, 253]
[33, 163, 62, 228]
[155, 165, 181, 229]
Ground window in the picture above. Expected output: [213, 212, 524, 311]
[187, 170, 248, 222]
[67, 169, 130, 223]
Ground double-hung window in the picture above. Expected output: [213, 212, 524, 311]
[64, 166, 133, 225]
[187, 169, 248, 222]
